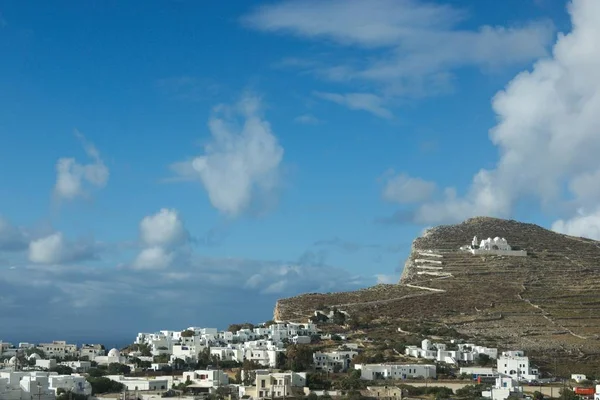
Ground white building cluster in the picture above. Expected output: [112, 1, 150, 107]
[354, 363, 436, 380]
[405, 339, 498, 365]
[134, 322, 318, 368]
[313, 350, 359, 373]
[0, 370, 91, 399]
[0, 340, 106, 361]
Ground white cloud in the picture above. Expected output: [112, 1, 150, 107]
[552, 209, 600, 240]
[0, 217, 28, 251]
[133, 246, 175, 270]
[171, 94, 284, 216]
[244, 0, 554, 102]
[28, 232, 96, 264]
[140, 208, 187, 247]
[314, 92, 392, 118]
[54, 131, 109, 200]
[294, 114, 321, 125]
[382, 172, 436, 203]
[400, 0, 600, 237]
[133, 209, 188, 269]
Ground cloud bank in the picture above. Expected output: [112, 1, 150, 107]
[381, 0, 600, 240]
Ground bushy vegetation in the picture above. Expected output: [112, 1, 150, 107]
[87, 376, 125, 394]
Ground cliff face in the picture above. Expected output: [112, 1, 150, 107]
[273, 217, 600, 374]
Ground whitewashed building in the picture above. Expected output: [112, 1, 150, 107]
[37, 341, 78, 359]
[497, 351, 539, 382]
[354, 364, 436, 380]
[60, 360, 91, 372]
[313, 350, 358, 372]
[49, 374, 92, 396]
[482, 376, 523, 400]
[36, 359, 58, 370]
[78, 344, 105, 359]
[405, 339, 497, 365]
[106, 375, 169, 391]
[182, 370, 229, 389]
[459, 367, 498, 379]
[0, 371, 56, 400]
[240, 370, 307, 400]
[571, 374, 587, 383]
[95, 348, 126, 365]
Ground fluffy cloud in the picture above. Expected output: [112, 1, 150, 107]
[133, 209, 189, 269]
[552, 209, 600, 240]
[171, 95, 284, 216]
[28, 232, 96, 264]
[381, 172, 436, 204]
[243, 0, 554, 112]
[133, 246, 175, 270]
[314, 92, 392, 119]
[0, 217, 28, 251]
[140, 208, 188, 247]
[54, 131, 109, 200]
[387, 0, 600, 239]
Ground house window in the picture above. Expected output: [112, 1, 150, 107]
[261, 380, 266, 388]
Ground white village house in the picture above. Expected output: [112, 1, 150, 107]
[405, 339, 497, 365]
[497, 351, 539, 382]
[313, 350, 358, 373]
[354, 364, 436, 380]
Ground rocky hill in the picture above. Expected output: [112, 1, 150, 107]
[274, 217, 600, 375]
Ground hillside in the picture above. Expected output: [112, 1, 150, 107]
[274, 217, 600, 375]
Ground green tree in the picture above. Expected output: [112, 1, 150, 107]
[533, 391, 544, 400]
[154, 354, 170, 364]
[276, 352, 288, 369]
[180, 330, 195, 337]
[172, 357, 186, 370]
[455, 384, 486, 399]
[107, 362, 131, 375]
[334, 370, 366, 390]
[332, 311, 346, 325]
[26, 348, 47, 359]
[476, 354, 492, 366]
[87, 377, 125, 394]
[86, 367, 106, 377]
[286, 345, 314, 372]
[51, 365, 74, 375]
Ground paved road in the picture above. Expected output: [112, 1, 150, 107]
[403, 381, 567, 397]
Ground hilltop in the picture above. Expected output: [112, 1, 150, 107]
[274, 217, 600, 375]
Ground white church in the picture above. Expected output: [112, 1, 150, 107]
[461, 236, 527, 256]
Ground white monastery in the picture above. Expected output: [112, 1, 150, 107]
[461, 236, 527, 256]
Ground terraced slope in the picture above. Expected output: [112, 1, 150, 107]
[274, 217, 600, 374]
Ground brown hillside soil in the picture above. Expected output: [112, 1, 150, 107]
[274, 217, 600, 376]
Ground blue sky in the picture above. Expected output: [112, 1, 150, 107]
[1, 0, 600, 343]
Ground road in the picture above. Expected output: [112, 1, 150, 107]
[403, 381, 567, 397]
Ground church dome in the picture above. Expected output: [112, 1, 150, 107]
[28, 353, 41, 360]
[108, 348, 121, 358]
[8, 356, 17, 365]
